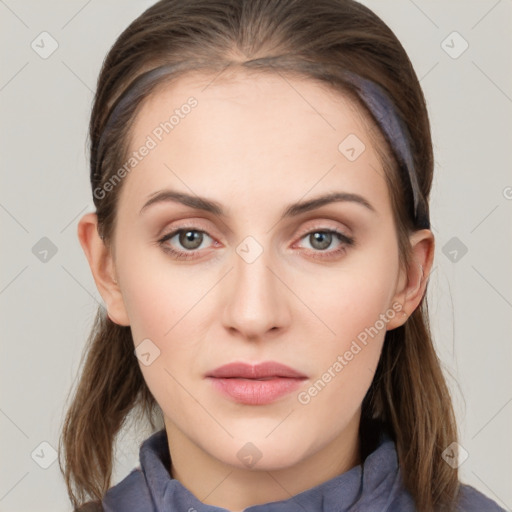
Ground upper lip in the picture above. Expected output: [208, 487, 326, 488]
[207, 361, 307, 379]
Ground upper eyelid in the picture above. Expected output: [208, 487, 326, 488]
[161, 220, 349, 235]
[295, 222, 350, 237]
[161, 215, 352, 235]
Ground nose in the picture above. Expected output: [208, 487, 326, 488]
[221, 239, 291, 340]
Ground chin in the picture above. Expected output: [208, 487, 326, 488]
[204, 431, 311, 471]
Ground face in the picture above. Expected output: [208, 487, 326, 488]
[94, 70, 414, 471]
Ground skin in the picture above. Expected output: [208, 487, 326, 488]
[78, 69, 434, 512]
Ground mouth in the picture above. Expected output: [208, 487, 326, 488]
[206, 361, 307, 405]
[206, 361, 307, 379]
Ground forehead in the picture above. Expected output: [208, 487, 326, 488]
[136, 68, 372, 137]
[118, 68, 390, 220]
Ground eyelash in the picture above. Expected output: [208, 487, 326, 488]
[157, 224, 355, 261]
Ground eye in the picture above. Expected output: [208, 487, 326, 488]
[158, 227, 215, 260]
[295, 228, 355, 260]
[157, 225, 355, 261]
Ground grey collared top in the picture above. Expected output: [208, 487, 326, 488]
[100, 429, 505, 511]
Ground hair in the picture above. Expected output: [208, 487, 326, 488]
[59, 1, 460, 511]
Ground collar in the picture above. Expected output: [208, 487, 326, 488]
[133, 427, 411, 512]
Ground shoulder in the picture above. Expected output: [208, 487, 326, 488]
[455, 483, 507, 511]
[72, 469, 150, 512]
[97, 429, 170, 511]
[383, 483, 506, 512]
[100, 467, 154, 512]
[74, 502, 103, 512]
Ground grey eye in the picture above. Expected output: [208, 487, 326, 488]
[307, 231, 334, 251]
[177, 230, 204, 250]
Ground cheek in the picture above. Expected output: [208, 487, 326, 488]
[117, 237, 206, 342]
[116, 243, 210, 390]
[297, 247, 398, 403]
[303, 252, 399, 342]
[120, 263, 205, 419]
[296, 280, 390, 439]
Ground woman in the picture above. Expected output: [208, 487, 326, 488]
[59, 0, 505, 510]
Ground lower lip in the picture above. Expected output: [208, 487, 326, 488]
[207, 377, 305, 405]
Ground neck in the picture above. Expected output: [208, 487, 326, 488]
[165, 414, 361, 512]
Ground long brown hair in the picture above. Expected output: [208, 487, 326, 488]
[59, 1, 460, 510]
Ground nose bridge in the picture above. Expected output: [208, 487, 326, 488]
[222, 234, 288, 336]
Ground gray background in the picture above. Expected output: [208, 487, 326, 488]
[1, 1, 511, 510]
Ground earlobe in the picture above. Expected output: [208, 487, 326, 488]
[77, 213, 130, 326]
[387, 229, 435, 330]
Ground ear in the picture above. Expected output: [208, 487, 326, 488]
[77, 212, 130, 326]
[386, 229, 435, 330]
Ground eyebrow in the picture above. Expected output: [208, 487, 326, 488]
[139, 189, 377, 219]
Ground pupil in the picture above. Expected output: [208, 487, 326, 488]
[181, 230, 202, 249]
[312, 232, 331, 250]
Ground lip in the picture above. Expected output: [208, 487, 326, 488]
[206, 361, 307, 405]
[207, 361, 307, 379]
